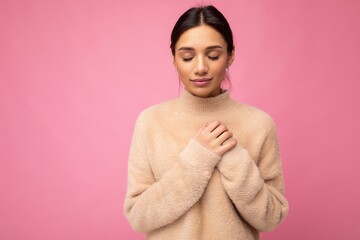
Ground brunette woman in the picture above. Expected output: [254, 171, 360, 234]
[124, 5, 289, 240]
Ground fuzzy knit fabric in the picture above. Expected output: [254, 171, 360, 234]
[124, 89, 289, 240]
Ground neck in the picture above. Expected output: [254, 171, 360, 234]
[177, 88, 231, 113]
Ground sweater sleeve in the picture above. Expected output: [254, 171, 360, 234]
[216, 119, 289, 232]
[124, 114, 221, 233]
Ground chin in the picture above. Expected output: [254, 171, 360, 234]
[187, 87, 219, 98]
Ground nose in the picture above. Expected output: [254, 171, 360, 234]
[194, 56, 208, 75]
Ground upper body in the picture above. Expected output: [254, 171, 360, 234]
[124, 5, 288, 239]
[124, 89, 289, 240]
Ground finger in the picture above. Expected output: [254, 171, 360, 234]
[216, 130, 232, 145]
[205, 120, 221, 133]
[211, 124, 227, 138]
[195, 122, 208, 136]
[218, 139, 237, 155]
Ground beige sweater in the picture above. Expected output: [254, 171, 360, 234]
[124, 90, 289, 240]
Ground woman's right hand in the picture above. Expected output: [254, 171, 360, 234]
[194, 121, 237, 157]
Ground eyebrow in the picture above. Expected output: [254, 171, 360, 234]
[177, 45, 223, 51]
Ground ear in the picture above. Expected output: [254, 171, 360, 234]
[227, 50, 235, 67]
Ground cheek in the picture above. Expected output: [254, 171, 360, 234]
[176, 66, 189, 84]
[211, 63, 227, 76]
[176, 63, 191, 77]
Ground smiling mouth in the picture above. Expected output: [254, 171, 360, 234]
[190, 78, 212, 82]
[190, 78, 212, 87]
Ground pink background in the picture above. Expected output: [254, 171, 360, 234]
[1, 0, 359, 239]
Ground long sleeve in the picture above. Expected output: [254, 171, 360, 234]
[124, 113, 221, 233]
[216, 118, 289, 232]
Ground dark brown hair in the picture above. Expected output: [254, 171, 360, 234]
[170, 5, 234, 55]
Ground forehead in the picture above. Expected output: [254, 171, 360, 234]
[176, 24, 227, 50]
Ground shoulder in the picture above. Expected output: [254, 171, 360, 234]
[228, 98, 276, 133]
[135, 99, 177, 126]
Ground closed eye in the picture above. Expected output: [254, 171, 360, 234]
[182, 57, 193, 62]
[209, 56, 220, 60]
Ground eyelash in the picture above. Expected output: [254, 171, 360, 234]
[182, 56, 220, 62]
[209, 56, 220, 60]
[183, 57, 193, 62]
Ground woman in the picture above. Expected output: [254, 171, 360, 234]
[124, 5, 289, 240]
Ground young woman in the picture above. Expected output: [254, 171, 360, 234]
[124, 5, 289, 240]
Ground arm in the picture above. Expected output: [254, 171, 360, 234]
[217, 119, 289, 232]
[124, 115, 221, 233]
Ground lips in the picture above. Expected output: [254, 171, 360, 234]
[190, 78, 212, 87]
[190, 78, 212, 83]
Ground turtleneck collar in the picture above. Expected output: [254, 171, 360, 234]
[177, 88, 231, 113]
